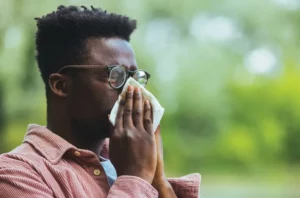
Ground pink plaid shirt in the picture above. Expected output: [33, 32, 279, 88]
[0, 124, 200, 198]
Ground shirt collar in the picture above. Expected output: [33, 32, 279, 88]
[23, 124, 110, 164]
[24, 124, 77, 164]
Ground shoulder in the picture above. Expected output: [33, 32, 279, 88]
[0, 144, 54, 198]
[0, 142, 44, 171]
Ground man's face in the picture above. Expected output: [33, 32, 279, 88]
[66, 37, 138, 138]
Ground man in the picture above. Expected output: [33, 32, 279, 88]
[0, 5, 200, 198]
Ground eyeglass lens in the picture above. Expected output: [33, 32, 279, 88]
[108, 66, 148, 89]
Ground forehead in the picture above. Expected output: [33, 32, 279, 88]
[84, 37, 137, 70]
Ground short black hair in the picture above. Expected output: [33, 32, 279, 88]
[35, 5, 137, 91]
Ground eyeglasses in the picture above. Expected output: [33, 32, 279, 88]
[57, 65, 151, 89]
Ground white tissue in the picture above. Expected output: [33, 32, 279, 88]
[109, 77, 164, 132]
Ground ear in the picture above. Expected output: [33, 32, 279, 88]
[48, 73, 70, 97]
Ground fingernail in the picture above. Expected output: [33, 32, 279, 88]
[135, 87, 140, 93]
[127, 85, 132, 92]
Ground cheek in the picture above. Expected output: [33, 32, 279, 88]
[96, 89, 119, 112]
[68, 81, 119, 119]
[67, 88, 91, 118]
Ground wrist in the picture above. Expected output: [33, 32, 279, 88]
[121, 168, 155, 184]
[152, 179, 177, 198]
[152, 177, 169, 189]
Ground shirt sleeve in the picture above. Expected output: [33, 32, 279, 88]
[168, 173, 201, 198]
[107, 175, 158, 198]
[0, 167, 54, 198]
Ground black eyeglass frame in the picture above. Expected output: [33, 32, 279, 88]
[56, 65, 151, 89]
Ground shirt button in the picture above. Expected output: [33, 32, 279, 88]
[93, 169, 101, 176]
[74, 151, 81, 157]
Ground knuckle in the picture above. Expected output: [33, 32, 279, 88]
[123, 128, 129, 135]
[144, 105, 151, 112]
[144, 118, 152, 125]
[146, 137, 155, 145]
[134, 92, 142, 100]
[124, 129, 135, 139]
[119, 99, 126, 106]
[112, 129, 123, 138]
[126, 92, 133, 99]
[114, 128, 122, 134]
[123, 108, 132, 116]
[134, 109, 142, 117]
[116, 112, 123, 119]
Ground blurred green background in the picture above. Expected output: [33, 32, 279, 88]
[1, 0, 300, 197]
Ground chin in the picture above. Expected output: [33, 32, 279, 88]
[91, 122, 109, 139]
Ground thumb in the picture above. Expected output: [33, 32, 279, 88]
[154, 125, 163, 155]
[155, 125, 161, 134]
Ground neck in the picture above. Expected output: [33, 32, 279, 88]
[47, 107, 106, 156]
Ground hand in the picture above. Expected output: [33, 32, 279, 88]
[152, 126, 166, 185]
[152, 126, 177, 198]
[109, 86, 157, 184]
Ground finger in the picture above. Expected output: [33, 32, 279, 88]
[115, 94, 126, 130]
[133, 87, 143, 128]
[143, 100, 153, 134]
[154, 125, 163, 156]
[109, 117, 116, 137]
[154, 125, 161, 136]
[151, 103, 153, 123]
[123, 85, 134, 128]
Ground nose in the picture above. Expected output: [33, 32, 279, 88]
[129, 65, 138, 71]
[122, 63, 137, 71]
